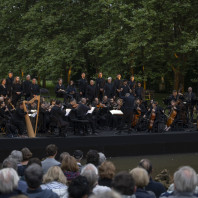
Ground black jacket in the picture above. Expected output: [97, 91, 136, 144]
[55, 84, 66, 94]
[86, 85, 96, 101]
[78, 78, 88, 94]
[122, 94, 135, 111]
[6, 77, 13, 93]
[135, 87, 144, 100]
[11, 108, 26, 122]
[30, 84, 40, 96]
[104, 82, 114, 98]
[76, 103, 90, 119]
[96, 78, 105, 90]
[12, 83, 23, 95]
[23, 80, 32, 95]
[0, 85, 7, 97]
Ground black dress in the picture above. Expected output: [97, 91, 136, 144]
[0, 85, 7, 97]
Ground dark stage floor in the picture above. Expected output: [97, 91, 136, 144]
[0, 128, 198, 162]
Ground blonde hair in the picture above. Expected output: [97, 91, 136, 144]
[43, 166, 67, 185]
[130, 167, 149, 188]
[61, 156, 79, 172]
[99, 161, 116, 179]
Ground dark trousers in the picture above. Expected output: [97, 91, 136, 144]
[118, 110, 134, 131]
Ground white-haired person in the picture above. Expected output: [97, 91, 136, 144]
[160, 166, 198, 198]
[0, 168, 24, 197]
[81, 163, 111, 194]
[41, 166, 68, 198]
[130, 167, 155, 198]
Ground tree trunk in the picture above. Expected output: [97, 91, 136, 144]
[42, 77, 46, 88]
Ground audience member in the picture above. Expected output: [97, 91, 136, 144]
[0, 168, 23, 197]
[73, 150, 83, 171]
[60, 152, 70, 163]
[68, 176, 90, 198]
[9, 150, 23, 164]
[98, 152, 106, 165]
[139, 159, 166, 198]
[89, 191, 121, 198]
[130, 167, 155, 198]
[86, 150, 99, 167]
[98, 161, 116, 187]
[18, 147, 33, 177]
[25, 163, 59, 198]
[112, 171, 136, 198]
[81, 163, 111, 194]
[41, 166, 68, 198]
[161, 166, 198, 198]
[42, 144, 60, 174]
[61, 155, 80, 183]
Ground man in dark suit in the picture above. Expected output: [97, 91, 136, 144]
[6, 72, 14, 97]
[86, 80, 97, 104]
[117, 93, 135, 134]
[104, 77, 114, 99]
[96, 72, 106, 101]
[23, 75, 32, 100]
[30, 78, 40, 97]
[113, 74, 123, 98]
[135, 82, 144, 100]
[78, 73, 88, 98]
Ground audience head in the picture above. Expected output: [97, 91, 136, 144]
[174, 166, 197, 193]
[45, 144, 58, 158]
[60, 152, 70, 163]
[73, 150, 83, 161]
[130, 167, 149, 188]
[21, 147, 32, 162]
[25, 163, 43, 189]
[98, 152, 106, 165]
[2, 158, 18, 171]
[68, 176, 90, 198]
[9, 150, 23, 164]
[27, 157, 42, 167]
[43, 166, 67, 185]
[112, 171, 135, 195]
[138, 159, 152, 175]
[61, 155, 79, 172]
[0, 168, 19, 194]
[86, 150, 99, 167]
[81, 164, 98, 189]
[99, 161, 116, 180]
[89, 191, 121, 198]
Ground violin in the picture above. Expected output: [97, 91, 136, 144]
[148, 108, 156, 130]
[96, 103, 105, 108]
[132, 106, 141, 127]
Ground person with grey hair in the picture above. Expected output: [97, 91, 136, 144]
[89, 190, 121, 198]
[0, 168, 23, 197]
[81, 163, 110, 195]
[98, 152, 106, 165]
[25, 163, 59, 198]
[9, 150, 23, 164]
[104, 77, 114, 99]
[161, 166, 197, 198]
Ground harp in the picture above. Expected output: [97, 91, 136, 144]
[23, 95, 40, 138]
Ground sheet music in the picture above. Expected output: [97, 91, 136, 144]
[65, 109, 71, 116]
[87, 107, 95, 114]
[28, 112, 37, 117]
[110, 110, 123, 115]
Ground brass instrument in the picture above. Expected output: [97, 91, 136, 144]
[23, 96, 40, 138]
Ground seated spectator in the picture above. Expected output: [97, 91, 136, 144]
[41, 166, 68, 198]
[27, 158, 42, 167]
[18, 147, 33, 177]
[42, 144, 60, 174]
[25, 163, 59, 198]
[112, 171, 136, 198]
[60, 152, 70, 163]
[86, 150, 99, 167]
[2, 157, 28, 193]
[98, 161, 116, 187]
[81, 163, 111, 194]
[160, 166, 197, 198]
[61, 155, 80, 183]
[9, 150, 23, 164]
[68, 176, 90, 198]
[0, 168, 23, 197]
[73, 150, 83, 171]
[139, 159, 166, 198]
[98, 152, 106, 165]
[130, 167, 155, 198]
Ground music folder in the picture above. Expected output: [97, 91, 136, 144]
[110, 110, 123, 115]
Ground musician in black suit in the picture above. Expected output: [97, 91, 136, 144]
[86, 80, 97, 104]
[6, 72, 14, 97]
[23, 75, 32, 100]
[30, 78, 40, 97]
[0, 78, 8, 100]
[96, 72, 106, 101]
[104, 77, 114, 99]
[113, 74, 123, 98]
[12, 77, 23, 107]
[135, 82, 144, 100]
[128, 75, 136, 91]
[185, 87, 196, 122]
[78, 73, 88, 98]
[120, 79, 130, 97]
[55, 78, 67, 102]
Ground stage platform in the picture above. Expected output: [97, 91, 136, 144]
[0, 129, 198, 161]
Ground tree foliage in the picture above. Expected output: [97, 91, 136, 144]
[0, 0, 198, 91]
